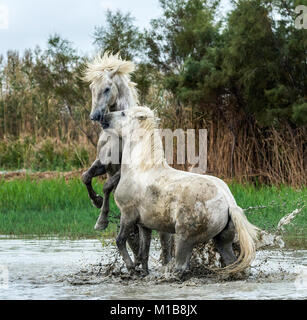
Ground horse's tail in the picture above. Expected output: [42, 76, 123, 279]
[223, 206, 259, 273]
[212, 206, 259, 274]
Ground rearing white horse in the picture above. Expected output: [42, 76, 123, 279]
[102, 106, 259, 275]
[82, 53, 172, 266]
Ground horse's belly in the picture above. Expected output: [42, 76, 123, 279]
[139, 208, 176, 234]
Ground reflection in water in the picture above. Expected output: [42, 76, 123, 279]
[0, 238, 306, 300]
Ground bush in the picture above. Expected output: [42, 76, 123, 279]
[0, 137, 92, 171]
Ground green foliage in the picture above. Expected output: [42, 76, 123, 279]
[292, 102, 307, 125]
[0, 138, 90, 171]
[1, 1, 305, 131]
[0, 1, 305, 181]
[144, 0, 220, 72]
[93, 10, 142, 60]
[132, 63, 157, 104]
[143, 0, 306, 126]
[0, 34, 97, 145]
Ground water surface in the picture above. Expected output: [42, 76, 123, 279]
[0, 238, 306, 300]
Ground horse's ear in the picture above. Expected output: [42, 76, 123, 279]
[109, 66, 120, 79]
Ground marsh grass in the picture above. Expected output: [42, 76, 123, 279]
[230, 183, 306, 230]
[229, 183, 307, 247]
[0, 137, 92, 172]
[0, 177, 306, 244]
[0, 177, 119, 238]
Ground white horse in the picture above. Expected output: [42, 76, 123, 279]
[102, 106, 259, 275]
[81, 52, 139, 229]
[82, 53, 172, 266]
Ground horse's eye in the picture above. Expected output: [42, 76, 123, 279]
[121, 112, 125, 117]
[104, 87, 110, 94]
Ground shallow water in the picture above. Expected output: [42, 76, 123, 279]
[0, 238, 306, 300]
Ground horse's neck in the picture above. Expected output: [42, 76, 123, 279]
[115, 76, 137, 110]
[121, 130, 167, 175]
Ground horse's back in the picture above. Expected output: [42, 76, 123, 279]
[136, 168, 230, 239]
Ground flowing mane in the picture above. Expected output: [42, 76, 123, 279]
[83, 52, 139, 106]
[129, 108, 168, 171]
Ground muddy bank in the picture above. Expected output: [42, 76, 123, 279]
[0, 169, 87, 181]
[0, 238, 306, 300]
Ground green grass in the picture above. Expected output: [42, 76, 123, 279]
[229, 182, 307, 247]
[229, 183, 306, 230]
[0, 177, 119, 238]
[0, 177, 306, 247]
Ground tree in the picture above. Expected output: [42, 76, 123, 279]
[222, 0, 307, 126]
[143, 0, 223, 123]
[93, 10, 142, 60]
[143, 0, 220, 73]
[45, 34, 98, 144]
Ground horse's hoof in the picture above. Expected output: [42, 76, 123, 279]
[94, 220, 109, 231]
[134, 259, 142, 268]
[174, 270, 190, 281]
[161, 256, 172, 266]
[91, 195, 103, 209]
[133, 264, 149, 277]
[127, 265, 136, 275]
[139, 269, 149, 277]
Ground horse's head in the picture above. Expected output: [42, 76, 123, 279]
[89, 68, 120, 123]
[83, 52, 138, 126]
[103, 107, 165, 169]
[102, 107, 156, 137]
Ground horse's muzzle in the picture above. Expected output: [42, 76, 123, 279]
[101, 120, 109, 129]
[101, 114, 111, 129]
[90, 110, 103, 122]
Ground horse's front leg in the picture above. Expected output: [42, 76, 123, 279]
[82, 159, 106, 208]
[158, 232, 173, 266]
[137, 225, 152, 275]
[94, 171, 121, 230]
[127, 224, 141, 266]
[116, 217, 137, 273]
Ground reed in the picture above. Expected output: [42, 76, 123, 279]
[152, 94, 307, 188]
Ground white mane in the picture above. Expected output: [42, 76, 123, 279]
[83, 52, 139, 106]
[129, 107, 168, 171]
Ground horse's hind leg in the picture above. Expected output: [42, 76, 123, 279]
[213, 217, 237, 267]
[94, 171, 120, 230]
[137, 225, 152, 274]
[82, 159, 106, 208]
[158, 232, 173, 265]
[174, 237, 195, 276]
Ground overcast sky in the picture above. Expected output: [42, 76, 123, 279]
[0, 0, 232, 57]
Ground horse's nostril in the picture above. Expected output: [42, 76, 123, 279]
[90, 111, 102, 122]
